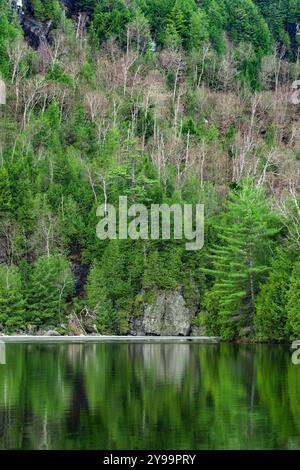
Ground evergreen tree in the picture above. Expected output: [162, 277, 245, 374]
[0, 166, 12, 214]
[86, 240, 132, 333]
[287, 259, 300, 339]
[27, 255, 75, 326]
[136, 0, 174, 46]
[0, 2, 20, 78]
[203, 179, 280, 339]
[188, 10, 209, 50]
[86, 260, 116, 333]
[255, 249, 294, 341]
[202, 0, 227, 53]
[224, 0, 272, 55]
[164, 1, 187, 46]
[0, 264, 25, 330]
[254, 0, 300, 53]
[57, 196, 85, 251]
[142, 246, 182, 290]
[90, 0, 132, 44]
[32, 0, 62, 24]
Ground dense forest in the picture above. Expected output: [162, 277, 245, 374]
[0, 0, 300, 340]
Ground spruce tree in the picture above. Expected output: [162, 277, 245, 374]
[164, 1, 187, 46]
[255, 249, 294, 340]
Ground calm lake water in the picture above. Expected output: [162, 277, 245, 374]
[0, 341, 299, 450]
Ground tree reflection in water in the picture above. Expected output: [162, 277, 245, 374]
[0, 342, 299, 450]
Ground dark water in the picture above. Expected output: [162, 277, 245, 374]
[0, 342, 299, 450]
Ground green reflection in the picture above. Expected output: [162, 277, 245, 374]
[0, 343, 299, 450]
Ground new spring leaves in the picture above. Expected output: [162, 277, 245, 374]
[96, 196, 204, 251]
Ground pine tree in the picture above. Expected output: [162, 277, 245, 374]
[203, 178, 280, 339]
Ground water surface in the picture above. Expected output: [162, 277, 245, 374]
[0, 342, 299, 449]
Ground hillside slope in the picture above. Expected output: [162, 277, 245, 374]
[0, 0, 300, 340]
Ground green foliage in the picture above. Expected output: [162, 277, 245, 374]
[199, 289, 220, 336]
[142, 246, 182, 290]
[86, 241, 132, 333]
[0, 264, 25, 330]
[254, 0, 300, 55]
[224, 0, 272, 56]
[90, 0, 133, 44]
[0, 166, 12, 214]
[203, 179, 280, 340]
[31, 0, 63, 25]
[164, 1, 187, 47]
[202, 0, 227, 53]
[46, 63, 74, 87]
[0, 2, 20, 78]
[26, 255, 75, 326]
[188, 10, 209, 50]
[287, 259, 300, 339]
[255, 250, 294, 341]
[0, 0, 299, 340]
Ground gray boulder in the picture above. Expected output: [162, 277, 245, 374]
[43, 330, 61, 336]
[190, 325, 206, 336]
[133, 290, 195, 336]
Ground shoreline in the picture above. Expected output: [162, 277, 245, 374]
[0, 336, 292, 344]
[0, 335, 221, 343]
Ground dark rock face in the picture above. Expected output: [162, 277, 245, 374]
[18, 0, 95, 49]
[285, 21, 300, 54]
[72, 261, 89, 298]
[22, 18, 52, 48]
[22, 0, 34, 15]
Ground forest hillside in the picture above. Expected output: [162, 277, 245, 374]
[0, 0, 300, 340]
